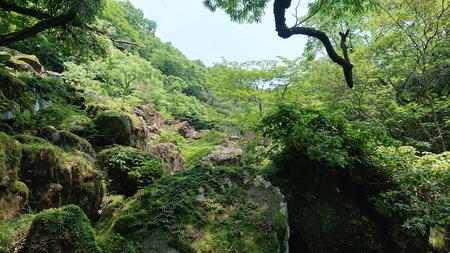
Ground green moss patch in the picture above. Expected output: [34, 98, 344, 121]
[20, 143, 104, 219]
[97, 146, 163, 196]
[22, 205, 101, 253]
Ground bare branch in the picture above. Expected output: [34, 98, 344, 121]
[274, 0, 354, 88]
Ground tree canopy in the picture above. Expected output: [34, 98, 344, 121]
[203, 0, 379, 88]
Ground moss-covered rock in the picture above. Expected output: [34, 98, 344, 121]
[20, 205, 101, 253]
[97, 166, 289, 253]
[39, 125, 96, 158]
[93, 107, 165, 151]
[148, 143, 185, 172]
[61, 115, 94, 137]
[20, 144, 104, 219]
[0, 67, 26, 100]
[96, 146, 163, 197]
[0, 132, 28, 220]
[0, 132, 21, 186]
[92, 110, 135, 147]
[1, 100, 21, 123]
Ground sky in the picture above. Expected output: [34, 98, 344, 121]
[128, 0, 308, 66]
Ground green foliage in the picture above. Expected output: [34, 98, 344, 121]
[23, 204, 102, 253]
[370, 147, 450, 237]
[0, 214, 33, 251]
[260, 103, 393, 168]
[97, 146, 163, 196]
[202, 0, 270, 23]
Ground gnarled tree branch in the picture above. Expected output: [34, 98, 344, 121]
[273, 0, 354, 88]
[0, 11, 76, 46]
[0, 1, 144, 48]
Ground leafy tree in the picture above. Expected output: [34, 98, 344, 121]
[203, 0, 379, 88]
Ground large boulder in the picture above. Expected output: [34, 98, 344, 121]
[270, 155, 428, 253]
[176, 121, 198, 139]
[39, 125, 96, 158]
[207, 140, 243, 166]
[20, 205, 102, 253]
[92, 110, 147, 150]
[20, 144, 104, 219]
[97, 167, 289, 253]
[96, 146, 163, 197]
[93, 106, 166, 151]
[147, 143, 185, 172]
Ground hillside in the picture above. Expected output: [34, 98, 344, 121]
[0, 0, 449, 252]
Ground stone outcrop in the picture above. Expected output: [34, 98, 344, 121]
[39, 125, 96, 158]
[20, 144, 104, 219]
[96, 146, 163, 197]
[147, 143, 185, 172]
[0, 49, 44, 75]
[176, 121, 198, 139]
[207, 140, 243, 166]
[93, 105, 165, 151]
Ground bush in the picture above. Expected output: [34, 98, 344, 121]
[97, 146, 163, 196]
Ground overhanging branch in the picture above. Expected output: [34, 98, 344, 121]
[273, 0, 354, 88]
[0, 11, 76, 46]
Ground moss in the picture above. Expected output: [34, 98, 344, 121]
[97, 166, 287, 252]
[20, 143, 104, 219]
[93, 110, 133, 146]
[11, 181, 29, 201]
[429, 226, 449, 252]
[22, 205, 102, 253]
[0, 132, 22, 187]
[60, 115, 94, 136]
[39, 127, 96, 157]
[0, 214, 33, 251]
[14, 54, 43, 73]
[14, 134, 48, 145]
[0, 69, 26, 100]
[96, 146, 163, 196]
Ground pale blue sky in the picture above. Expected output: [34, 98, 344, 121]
[128, 0, 308, 66]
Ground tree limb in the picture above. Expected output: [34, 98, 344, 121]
[0, 11, 76, 46]
[273, 0, 354, 88]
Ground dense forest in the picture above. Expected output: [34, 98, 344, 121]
[0, 0, 449, 252]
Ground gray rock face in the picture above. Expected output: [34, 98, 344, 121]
[147, 143, 185, 172]
[207, 140, 243, 166]
[176, 121, 198, 139]
[93, 105, 166, 151]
